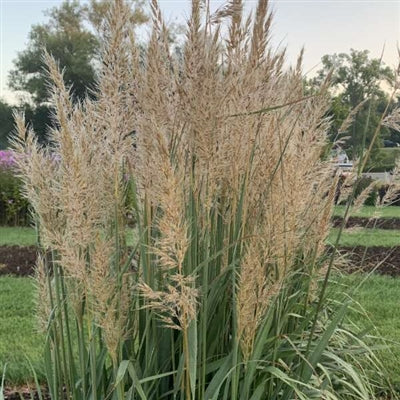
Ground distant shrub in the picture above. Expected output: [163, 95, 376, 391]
[356, 176, 378, 206]
[366, 148, 400, 172]
[336, 175, 379, 206]
[0, 150, 30, 226]
[366, 164, 395, 173]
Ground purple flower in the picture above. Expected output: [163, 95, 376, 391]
[0, 149, 61, 175]
[0, 150, 16, 170]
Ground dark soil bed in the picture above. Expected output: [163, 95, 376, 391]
[332, 216, 400, 230]
[0, 246, 37, 276]
[336, 246, 400, 276]
[1, 244, 400, 277]
[3, 387, 50, 400]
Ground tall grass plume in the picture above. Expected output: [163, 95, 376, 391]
[10, 0, 398, 399]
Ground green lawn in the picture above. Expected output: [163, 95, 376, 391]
[0, 226, 36, 246]
[0, 226, 138, 247]
[334, 205, 400, 219]
[329, 228, 400, 247]
[0, 276, 45, 384]
[3, 212, 400, 249]
[3, 222, 399, 250]
[335, 274, 400, 387]
[3, 216, 399, 250]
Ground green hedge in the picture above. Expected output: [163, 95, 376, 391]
[355, 176, 378, 206]
[0, 169, 30, 226]
[337, 176, 379, 206]
[365, 148, 400, 172]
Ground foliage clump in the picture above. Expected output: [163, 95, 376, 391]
[0, 150, 29, 225]
[12, 1, 397, 399]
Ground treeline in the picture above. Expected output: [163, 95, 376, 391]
[308, 49, 400, 169]
[0, 0, 399, 167]
[0, 0, 148, 145]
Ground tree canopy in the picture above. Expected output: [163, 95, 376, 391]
[0, 101, 14, 149]
[0, 0, 148, 148]
[8, 0, 148, 105]
[313, 49, 395, 159]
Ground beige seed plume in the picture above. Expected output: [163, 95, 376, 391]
[12, 0, 339, 370]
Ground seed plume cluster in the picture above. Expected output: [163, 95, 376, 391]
[11, 1, 388, 399]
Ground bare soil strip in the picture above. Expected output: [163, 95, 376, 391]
[0, 246, 37, 276]
[3, 387, 50, 400]
[334, 246, 400, 276]
[332, 216, 400, 230]
[2, 244, 400, 277]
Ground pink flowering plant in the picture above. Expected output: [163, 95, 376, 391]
[0, 150, 16, 170]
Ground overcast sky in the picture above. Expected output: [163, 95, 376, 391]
[0, 0, 399, 103]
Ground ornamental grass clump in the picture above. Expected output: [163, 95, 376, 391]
[11, 0, 394, 399]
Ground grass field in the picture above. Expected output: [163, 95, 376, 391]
[336, 274, 400, 387]
[334, 205, 400, 219]
[1, 224, 398, 249]
[329, 228, 400, 247]
[0, 226, 138, 247]
[2, 224, 398, 249]
[0, 276, 44, 384]
[0, 227, 36, 246]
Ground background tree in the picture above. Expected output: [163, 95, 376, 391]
[313, 49, 394, 160]
[4, 0, 148, 145]
[9, 0, 147, 104]
[9, 1, 96, 104]
[0, 101, 14, 149]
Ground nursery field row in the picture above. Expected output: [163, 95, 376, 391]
[2, 226, 400, 277]
[332, 216, 400, 230]
[333, 205, 400, 219]
[0, 227, 139, 247]
[3, 244, 400, 278]
[329, 228, 400, 247]
[1, 225, 400, 249]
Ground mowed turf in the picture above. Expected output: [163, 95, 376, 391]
[0, 226, 138, 247]
[4, 223, 398, 249]
[329, 228, 400, 247]
[1, 222, 398, 249]
[0, 276, 45, 384]
[334, 205, 400, 219]
[336, 274, 400, 387]
[0, 226, 36, 246]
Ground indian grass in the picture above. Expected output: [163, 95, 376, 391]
[10, 0, 400, 399]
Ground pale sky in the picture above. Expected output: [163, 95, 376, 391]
[0, 0, 399, 103]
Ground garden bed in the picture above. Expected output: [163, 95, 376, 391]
[333, 216, 400, 230]
[3, 387, 49, 400]
[336, 246, 400, 276]
[0, 246, 37, 276]
[2, 244, 400, 277]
